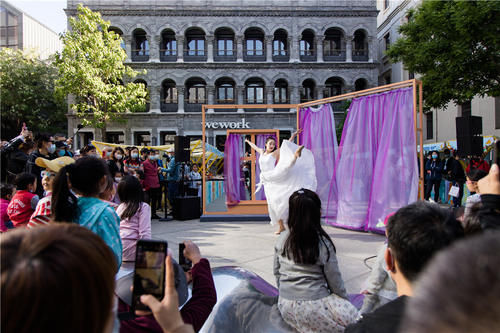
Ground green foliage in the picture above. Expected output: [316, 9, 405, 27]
[387, 0, 500, 109]
[0, 48, 67, 139]
[335, 100, 351, 144]
[55, 5, 147, 129]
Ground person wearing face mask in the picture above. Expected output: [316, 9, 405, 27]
[55, 141, 70, 158]
[442, 149, 466, 207]
[142, 149, 162, 219]
[124, 147, 144, 174]
[424, 150, 443, 202]
[25, 133, 56, 197]
[80, 144, 97, 157]
[107, 147, 125, 177]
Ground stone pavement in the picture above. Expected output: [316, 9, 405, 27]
[151, 218, 385, 294]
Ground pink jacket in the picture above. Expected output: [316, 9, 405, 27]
[142, 159, 160, 190]
[117, 202, 151, 261]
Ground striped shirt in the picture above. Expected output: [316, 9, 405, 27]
[28, 192, 52, 228]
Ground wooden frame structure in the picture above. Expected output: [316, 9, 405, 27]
[201, 79, 424, 217]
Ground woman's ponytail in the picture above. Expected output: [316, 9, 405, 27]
[51, 164, 78, 222]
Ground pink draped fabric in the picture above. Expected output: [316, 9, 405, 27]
[326, 87, 418, 232]
[255, 134, 277, 200]
[299, 104, 338, 211]
[224, 133, 243, 205]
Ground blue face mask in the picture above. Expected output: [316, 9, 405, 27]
[47, 143, 56, 154]
[131, 153, 139, 159]
[432, 154, 438, 159]
[58, 150, 66, 157]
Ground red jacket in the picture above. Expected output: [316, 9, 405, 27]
[7, 190, 39, 227]
[142, 159, 160, 190]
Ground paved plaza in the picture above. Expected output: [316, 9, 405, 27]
[151, 218, 386, 294]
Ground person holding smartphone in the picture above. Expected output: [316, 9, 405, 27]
[120, 241, 217, 333]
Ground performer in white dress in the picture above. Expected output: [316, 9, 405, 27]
[245, 130, 317, 234]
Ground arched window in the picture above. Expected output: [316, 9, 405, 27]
[133, 79, 149, 112]
[324, 77, 343, 98]
[132, 29, 149, 61]
[273, 29, 289, 61]
[215, 77, 235, 104]
[215, 28, 235, 61]
[300, 79, 316, 102]
[108, 27, 125, 50]
[185, 78, 206, 112]
[274, 79, 288, 104]
[244, 28, 265, 61]
[185, 28, 206, 61]
[245, 78, 265, 104]
[353, 30, 368, 61]
[299, 29, 316, 61]
[355, 78, 368, 91]
[161, 79, 177, 112]
[324, 28, 345, 61]
[160, 29, 177, 61]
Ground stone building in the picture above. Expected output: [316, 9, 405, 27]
[66, 0, 379, 150]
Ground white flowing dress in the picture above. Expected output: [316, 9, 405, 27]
[258, 140, 317, 225]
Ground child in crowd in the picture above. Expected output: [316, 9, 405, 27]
[274, 188, 358, 333]
[117, 175, 151, 261]
[464, 168, 488, 218]
[28, 156, 75, 228]
[51, 156, 122, 268]
[7, 173, 39, 228]
[0, 183, 14, 232]
[111, 170, 123, 205]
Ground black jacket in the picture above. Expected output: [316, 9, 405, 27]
[345, 296, 408, 333]
[479, 194, 500, 231]
[443, 157, 465, 182]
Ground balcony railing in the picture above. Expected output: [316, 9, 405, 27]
[352, 49, 368, 61]
[272, 51, 289, 62]
[243, 49, 266, 62]
[214, 99, 237, 112]
[184, 102, 205, 112]
[214, 50, 237, 62]
[132, 50, 150, 62]
[299, 51, 316, 62]
[183, 50, 207, 62]
[160, 102, 178, 113]
[324, 49, 346, 61]
[159, 50, 177, 62]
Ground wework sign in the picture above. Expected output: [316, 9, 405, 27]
[205, 118, 251, 129]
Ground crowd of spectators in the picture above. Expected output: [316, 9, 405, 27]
[1, 126, 500, 333]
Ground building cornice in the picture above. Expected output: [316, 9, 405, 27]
[65, 8, 378, 18]
[377, 0, 414, 34]
[127, 62, 379, 70]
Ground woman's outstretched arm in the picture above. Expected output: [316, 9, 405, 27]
[245, 139, 264, 155]
[288, 129, 303, 142]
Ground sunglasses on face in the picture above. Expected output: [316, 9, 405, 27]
[41, 171, 57, 178]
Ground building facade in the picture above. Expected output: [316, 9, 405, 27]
[377, 0, 500, 145]
[66, 0, 379, 150]
[0, 1, 62, 59]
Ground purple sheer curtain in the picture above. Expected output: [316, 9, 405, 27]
[224, 133, 243, 205]
[326, 87, 418, 232]
[255, 134, 277, 200]
[299, 104, 338, 210]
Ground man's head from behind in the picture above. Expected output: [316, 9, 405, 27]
[385, 201, 464, 286]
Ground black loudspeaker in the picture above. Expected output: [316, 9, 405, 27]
[175, 136, 190, 162]
[456, 116, 483, 157]
[173, 196, 201, 220]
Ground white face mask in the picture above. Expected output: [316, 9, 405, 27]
[115, 154, 123, 160]
[47, 143, 56, 154]
[115, 177, 121, 182]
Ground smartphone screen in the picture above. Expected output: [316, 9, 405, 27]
[132, 240, 168, 311]
[179, 243, 192, 272]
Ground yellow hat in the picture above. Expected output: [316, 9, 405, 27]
[35, 156, 75, 172]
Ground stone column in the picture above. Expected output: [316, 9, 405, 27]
[207, 86, 215, 113]
[317, 85, 325, 99]
[346, 35, 353, 62]
[177, 86, 185, 113]
[236, 85, 244, 113]
[177, 36, 184, 62]
[266, 35, 273, 62]
[236, 35, 243, 62]
[289, 85, 298, 111]
[368, 36, 374, 63]
[266, 86, 274, 112]
[286, 37, 292, 60]
[150, 86, 161, 112]
[149, 35, 159, 62]
[207, 35, 214, 62]
[291, 37, 300, 62]
[124, 35, 132, 61]
[316, 36, 324, 62]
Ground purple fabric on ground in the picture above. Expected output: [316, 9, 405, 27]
[224, 133, 243, 205]
[326, 87, 418, 232]
[299, 103, 338, 211]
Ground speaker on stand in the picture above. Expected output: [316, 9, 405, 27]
[456, 116, 483, 157]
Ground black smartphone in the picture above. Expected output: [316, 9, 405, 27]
[132, 240, 168, 312]
[179, 243, 192, 272]
[494, 140, 500, 179]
